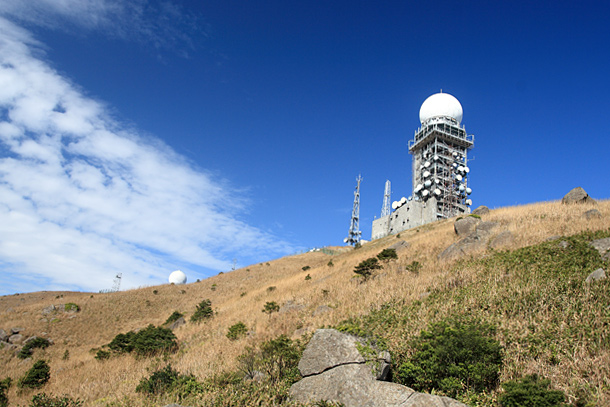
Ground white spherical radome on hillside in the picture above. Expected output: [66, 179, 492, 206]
[419, 92, 463, 124]
[168, 270, 187, 285]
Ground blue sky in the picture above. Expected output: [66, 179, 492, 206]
[0, 0, 608, 295]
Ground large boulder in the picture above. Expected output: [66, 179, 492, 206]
[584, 209, 601, 219]
[454, 216, 480, 236]
[471, 206, 490, 216]
[0, 329, 7, 342]
[585, 268, 606, 284]
[562, 187, 594, 204]
[389, 240, 411, 252]
[290, 329, 467, 407]
[439, 222, 501, 260]
[590, 238, 610, 261]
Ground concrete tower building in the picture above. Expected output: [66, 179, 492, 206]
[371, 92, 474, 240]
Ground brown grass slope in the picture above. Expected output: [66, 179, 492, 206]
[0, 199, 609, 406]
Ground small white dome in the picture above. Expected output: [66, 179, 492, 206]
[419, 92, 463, 124]
[168, 270, 187, 285]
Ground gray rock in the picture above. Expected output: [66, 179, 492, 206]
[290, 329, 468, 407]
[489, 230, 514, 249]
[389, 240, 411, 252]
[471, 206, 490, 216]
[11, 327, 24, 334]
[584, 209, 602, 219]
[558, 241, 570, 249]
[562, 187, 595, 204]
[438, 233, 487, 260]
[590, 238, 610, 257]
[298, 329, 364, 376]
[294, 327, 313, 337]
[0, 329, 7, 342]
[475, 221, 499, 236]
[312, 305, 333, 316]
[454, 216, 480, 236]
[585, 268, 606, 284]
[280, 300, 306, 314]
[8, 334, 24, 344]
[23, 336, 39, 345]
[166, 317, 186, 331]
[546, 235, 562, 242]
[42, 305, 56, 315]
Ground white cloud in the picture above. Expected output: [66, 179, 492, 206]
[0, 17, 294, 294]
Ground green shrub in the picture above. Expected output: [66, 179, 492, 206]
[267, 286, 276, 292]
[64, 303, 80, 312]
[395, 318, 503, 397]
[190, 299, 213, 323]
[211, 284, 217, 291]
[259, 335, 302, 384]
[135, 365, 203, 399]
[164, 311, 184, 325]
[377, 248, 398, 262]
[405, 261, 422, 274]
[302, 266, 311, 271]
[62, 350, 69, 360]
[0, 378, 11, 407]
[305, 274, 312, 281]
[18, 337, 51, 359]
[29, 393, 83, 407]
[132, 325, 178, 356]
[262, 301, 280, 315]
[18, 360, 51, 389]
[468, 214, 481, 219]
[327, 260, 334, 267]
[499, 375, 566, 407]
[353, 258, 382, 280]
[103, 325, 178, 357]
[227, 322, 248, 341]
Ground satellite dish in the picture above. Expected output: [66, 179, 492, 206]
[456, 174, 463, 181]
[433, 155, 439, 161]
[424, 161, 431, 168]
[422, 190, 429, 197]
[466, 187, 472, 194]
[343, 238, 348, 243]
[400, 197, 407, 204]
[459, 185, 465, 191]
[423, 171, 431, 178]
[464, 167, 470, 173]
[168, 270, 187, 285]
[452, 152, 458, 157]
[424, 180, 432, 187]
[465, 199, 472, 206]
[434, 188, 441, 196]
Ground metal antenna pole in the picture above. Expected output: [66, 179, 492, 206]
[111, 273, 122, 292]
[381, 180, 391, 217]
[345, 175, 363, 246]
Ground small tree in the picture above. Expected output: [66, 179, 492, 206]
[377, 248, 398, 262]
[18, 360, 50, 389]
[262, 301, 280, 315]
[164, 311, 184, 325]
[353, 258, 382, 280]
[0, 378, 11, 407]
[191, 299, 213, 323]
[302, 266, 311, 271]
[18, 337, 51, 359]
[29, 393, 83, 407]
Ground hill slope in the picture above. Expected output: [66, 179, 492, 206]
[1, 199, 609, 406]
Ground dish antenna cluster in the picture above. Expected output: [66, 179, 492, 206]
[344, 175, 362, 246]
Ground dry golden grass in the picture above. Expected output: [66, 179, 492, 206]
[1, 199, 609, 406]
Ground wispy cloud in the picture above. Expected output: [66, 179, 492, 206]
[0, 0, 202, 51]
[0, 17, 294, 294]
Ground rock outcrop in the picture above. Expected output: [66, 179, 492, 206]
[290, 329, 467, 407]
[562, 187, 594, 204]
[585, 268, 606, 284]
[454, 216, 480, 236]
[471, 206, 490, 216]
[584, 209, 602, 219]
[439, 221, 507, 260]
[590, 238, 610, 261]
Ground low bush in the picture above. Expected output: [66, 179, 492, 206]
[29, 393, 83, 407]
[136, 364, 203, 400]
[0, 378, 11, 407]
[395, 318, 503, 397]
[377, 248, 398, 262]
[164, 311, 184, 325]
[302, 266, 311, 271]
[18, 337, 51, 359]
[499, 375, 566, 407]
[305, 274, 312, 280]
[190, 299, 213, 323]
[353, 258, 382, 280]
[227, 322, 248, 341]
[405, 261, 422, 274]
[327, 260, 334, 267]
[18, 360, 51, 389]
[64, 303, 80, 312]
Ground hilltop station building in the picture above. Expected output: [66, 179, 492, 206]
[371, 92, 475, 240]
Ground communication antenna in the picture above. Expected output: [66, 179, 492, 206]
[232, 258, 237, 271]
[111, 273, 122, 292]
[344, 175, 363, 246]
[381, 180, 391, 217]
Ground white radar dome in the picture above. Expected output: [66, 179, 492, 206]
[419, 92, 463, 124]
[168, 270, 187, 285]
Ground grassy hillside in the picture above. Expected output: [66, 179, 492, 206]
[0, 200, 609, 406]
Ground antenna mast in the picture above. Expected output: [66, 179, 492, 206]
[345, 175, 363, 246]
[111, 273, 122, 292]
[381, 180, 391, 217]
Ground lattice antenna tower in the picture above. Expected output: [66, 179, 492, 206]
[380, 180, 391, 217]
[111, 273, 122, 292]
[344, 175, 363, 246]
